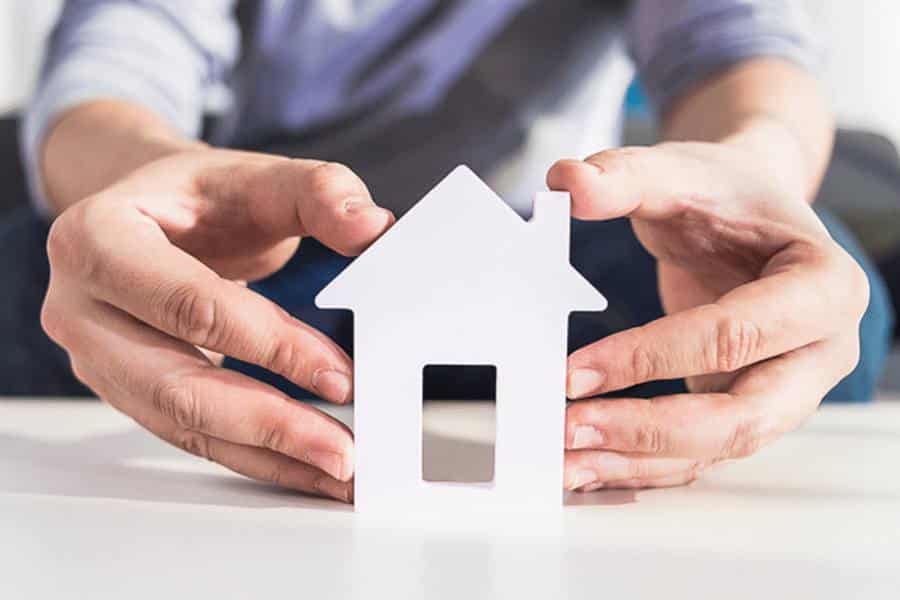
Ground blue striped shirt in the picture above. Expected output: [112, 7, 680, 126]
[23, 0, 818, 214]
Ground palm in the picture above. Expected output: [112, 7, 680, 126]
[126, 151, 303, 281]
[549, 136, 867, 493]
[632, 217, 765, 315]
[618, 146, 812, 392]
[119, 149, 391, 282]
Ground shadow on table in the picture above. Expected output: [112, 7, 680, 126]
[8, 419, 897, 510]
[0, 427, 513, 510]
[565, 489, 638, 506]
[0, 427, 353, 511]
[794, 422, 900, 440]
[565, 478, 900, 507]
[421, 428, 639, 506]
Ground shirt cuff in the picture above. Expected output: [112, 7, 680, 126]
[631, 3, 822, 113]
[19, 3, 215, 216]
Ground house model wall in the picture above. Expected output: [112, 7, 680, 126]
[316, 166, 607, 513]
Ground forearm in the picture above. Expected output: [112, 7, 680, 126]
[41, 100, 204, 216]
[662, 58, 834, 203]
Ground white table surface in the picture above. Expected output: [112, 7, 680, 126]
[2, 397, 899, 599]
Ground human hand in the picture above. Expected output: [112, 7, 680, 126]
[41, 150, 394, 502]
[548, 141, 868, 491]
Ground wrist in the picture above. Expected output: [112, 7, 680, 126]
[718, 115, 815, 203]
[660, 115, 821, 206]
[42, 100, 205, 215]
[660, 60, 834, 205]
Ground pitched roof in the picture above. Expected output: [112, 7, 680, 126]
[316, 166, 606, 314]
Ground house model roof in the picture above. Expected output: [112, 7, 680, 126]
[316, 165, 606, 318]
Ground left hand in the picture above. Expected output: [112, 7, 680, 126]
[547, 141, 869, 492]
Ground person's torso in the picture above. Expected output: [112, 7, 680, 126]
[216, 0, 634, 215]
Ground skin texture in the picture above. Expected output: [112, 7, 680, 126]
[39, 59, 859, 502]
[549, 60, 866, 492]
[42, 147, 395, 503]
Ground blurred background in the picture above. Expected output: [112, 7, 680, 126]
[3, 2, 900, 143]
[0, 0, 898, 394]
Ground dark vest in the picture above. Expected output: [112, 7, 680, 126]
[235, 0, 628, 215]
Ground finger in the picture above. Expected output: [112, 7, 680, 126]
[79, 358, 352, 501]
[565, 339, 846, 460]
[547, 148, 724, 221]
[60, 297, 355, 481]
[578, 469, 702, 492]
[566, 247, 864, 398]
[245, 160, 395, 256]
[564, 449, 699, 490]
[728, 333, 860, 419]
[547, 147, 823, 230]
[60, 199, 355, 404]
[134, 401, 353, 502]
[567, 393, 742, 458]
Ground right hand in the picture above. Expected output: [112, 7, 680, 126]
[41, 149, 395, 502]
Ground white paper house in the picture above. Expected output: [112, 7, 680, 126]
[316, 166, 607, 513]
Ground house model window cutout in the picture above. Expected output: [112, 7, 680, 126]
[316, 166, 607, 513]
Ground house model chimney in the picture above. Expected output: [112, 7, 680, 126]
[530, 190, 573, 263]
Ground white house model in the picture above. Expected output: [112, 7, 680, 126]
[316, 166, 607, 513]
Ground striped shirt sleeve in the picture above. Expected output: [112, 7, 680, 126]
[627, 0, 821, 113]
[20, 0, 239, 214]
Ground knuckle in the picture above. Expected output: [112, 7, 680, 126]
[195, 161, 246, 204]
[69, 360, 90, 386]
[721, 417, 762, 459]
[846, 341, 861, 375]
[160, 283, 218, 347]
[264, 463, 287, 487]
[152, 378, 207, 431]
[255, 415, 290, 454]
[714, 315, 761, 373]
[312, 475, 332, 497]
[634, 422, 665, 454]
[630, 339, 666, 383]
[305, 161, 362, 201]
[45, 215, 76, 270]
[845, 259, 871, 319]
[49, 197, 111, 282]
[825, 247, 870, 321]
[627, 459, 651, 481]
[263, 337, 302, 382]
[173, 429, 213, 461]
[40, 301, 69, 345]
[838, 337, 862, 379]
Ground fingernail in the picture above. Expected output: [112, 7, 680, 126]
[345, 199, 393, 226]
[312, 368, 352, 404]
[315, 476, 352, 503]
[567, 368, 605, 398]
[568, 469, 596, 490]
[306, 449, 345, 480]
[572, 425, 605, 449]
[348, 204, 394, 235]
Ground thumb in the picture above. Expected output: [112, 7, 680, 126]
[249, 159, 395, 257]
[546, 147, 725, 222]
